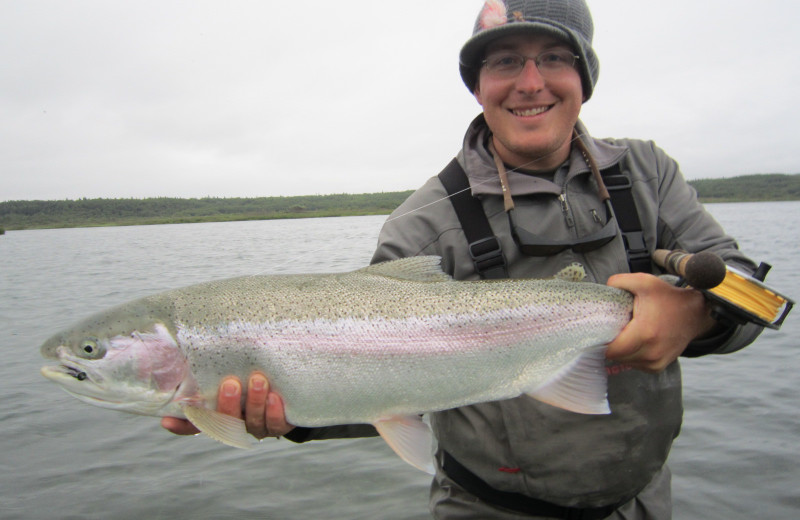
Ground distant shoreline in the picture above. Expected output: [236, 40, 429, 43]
[0, 199, 794, 232]
[1, 173, 797, 231]
[0, 192, 414, 231]
[1, 209, 394, 231]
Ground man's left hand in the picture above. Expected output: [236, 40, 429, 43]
[605, 272, 717, 373]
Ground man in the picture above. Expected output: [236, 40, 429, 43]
[164, 1, 762, 517]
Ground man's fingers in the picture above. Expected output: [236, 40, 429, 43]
[266, 393, 293, 437]
[245, 372, 269, 439]
[162, 373, 293, 440]
[161, 416, 201, 436]
[217, 377, 243, 418]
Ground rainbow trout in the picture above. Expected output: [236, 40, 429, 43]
[40, 257, 632, 473]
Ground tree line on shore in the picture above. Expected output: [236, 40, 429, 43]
[1, 173, 797, 231]
[0, 191, 413, 230]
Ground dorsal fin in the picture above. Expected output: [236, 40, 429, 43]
[552, 263, 586, 282]
[358, 256, 452, 283]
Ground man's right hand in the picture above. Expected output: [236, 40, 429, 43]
[161, 371, 294, 439]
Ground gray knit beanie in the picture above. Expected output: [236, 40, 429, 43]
[459, 0, 599, 101]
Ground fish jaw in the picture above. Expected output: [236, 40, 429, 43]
[40, 362, 178, 415]
[40, 323, 191, 416]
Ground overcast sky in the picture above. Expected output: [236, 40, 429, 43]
[2, 0, 798, 201]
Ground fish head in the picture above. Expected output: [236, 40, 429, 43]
[40, 315, 190, 416]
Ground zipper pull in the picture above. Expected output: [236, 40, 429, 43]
[558, 193, 575, 228]
[591, 209, 601, 223]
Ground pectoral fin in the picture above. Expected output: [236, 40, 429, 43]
[182, 404, 253, 449]
[526, 346, 611, 415]
[373, 415, 435, 475]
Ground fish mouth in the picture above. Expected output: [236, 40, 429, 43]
[40, 364, 171, 413]
[40, 364, 90, 383]
[63, 364, 88, 381]
[40, 345, 97, 384]
[40, 365, 123, 406]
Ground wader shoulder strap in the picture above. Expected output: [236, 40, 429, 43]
[437, 158, 650, 277]
[438, 159, 508, 279]
[602, 163, 652, 273]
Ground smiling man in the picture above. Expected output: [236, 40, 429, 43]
[164, 1, 762, 518]
[474, 34, 585, 170]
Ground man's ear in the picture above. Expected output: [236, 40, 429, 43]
[473, 85, 484, 106]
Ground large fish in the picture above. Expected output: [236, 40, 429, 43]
[40, 256, 632, 473]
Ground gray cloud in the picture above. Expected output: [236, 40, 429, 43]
[2, 0, 798, 201]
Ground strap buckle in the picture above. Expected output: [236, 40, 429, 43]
[622, 230, 651, 272]
[603, 174, 632, 191]
[469, 237, 507, 279]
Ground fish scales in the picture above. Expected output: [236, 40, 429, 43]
[40, 256, 632, 472]
[171, 276, 623, 424]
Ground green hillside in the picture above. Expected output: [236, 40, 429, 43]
[689, 174, 800, 202]
[0, 192, 413, 230]
[1, 173, 797, 231]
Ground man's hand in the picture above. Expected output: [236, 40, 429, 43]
[161, 371, 294, 438]
[606, 273, 718, 373]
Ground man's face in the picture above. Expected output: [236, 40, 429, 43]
[474, 33, 584, 170]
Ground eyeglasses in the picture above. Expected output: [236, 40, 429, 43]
[481, 49, 580, 79]
[508, 200, 618, 256]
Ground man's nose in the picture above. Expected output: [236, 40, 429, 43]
[515, 59, 546, 91]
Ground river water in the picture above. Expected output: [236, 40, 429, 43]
[1, 202, 798, 519]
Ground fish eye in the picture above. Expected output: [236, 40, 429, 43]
[78, 339, 105, 359]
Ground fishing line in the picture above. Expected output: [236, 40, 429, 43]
[385, 132, 589, 224]
[248, 133, 590, 276]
